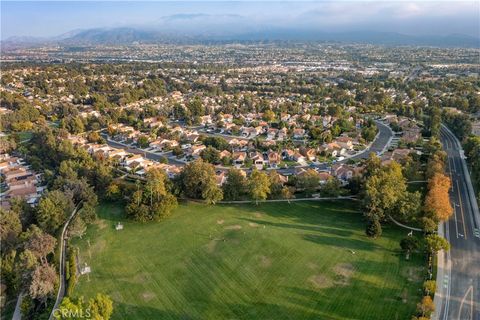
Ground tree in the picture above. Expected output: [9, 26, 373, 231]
[177, 160, 223, 203]
[126, 170, 178, 222]
[364, 161, 406, 221]
[24, 226, 57, 264]
[295, 169, 320, 195]
[223, 169, 247, 201]
[55, 296, 85, 320]
[69, 216, 86, 239]
[425, 234, 450, 254]
[423, 280, 436, 297]
[267, 171, 285, 199]
[79, 203, 97, 224]
[280, 186, 294, 201]
[29, 263, 57, 303]
[144, 169, 168, 206]
[0, 208, 22, 253]
[200, 146, 221, 164]
[137, 135, 150, 148]
[400, 236, 419, 260]
[263, 110, 276, 122]
[202, 183, 224, 205]
[105, 183, 121, 201]
[36, 190, 74, 233]
[443, 111, 472, 141]
[86, 131, 102, 143]
[424, 173, 452, 222]
[248, 169, 271, 204]
[416, 295, 435, 318]
[202, 136, 229, 150]
[366, 217, 382, 238]
[425, 151, 446, 179]
[89, 293, 114, 320]
[55, 294, 113, 320]
[392, 191, 422, 222]
[321, 178, 342, 197]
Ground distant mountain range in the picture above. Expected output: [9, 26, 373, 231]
[2, 27, 479, 48]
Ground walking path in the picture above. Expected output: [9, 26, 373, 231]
[387, 215, 423, 232]
[11, 292, 24, 320]
[218, 196, 358, 204]
[48, 204, 81, 320]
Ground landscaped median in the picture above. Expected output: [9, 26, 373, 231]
[71, 201, 425, 320]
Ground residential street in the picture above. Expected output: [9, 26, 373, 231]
[103, 120, 393, 176]
[434, 125, 480, 320]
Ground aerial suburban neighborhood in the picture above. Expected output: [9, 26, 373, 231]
[1, 1, 479, 320]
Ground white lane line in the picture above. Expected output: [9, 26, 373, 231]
[442, 221, 453, 320]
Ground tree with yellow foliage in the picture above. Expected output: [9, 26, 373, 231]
[424, 173, 452, 221]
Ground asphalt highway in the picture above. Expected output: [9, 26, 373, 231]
[434, 125, 480, 320]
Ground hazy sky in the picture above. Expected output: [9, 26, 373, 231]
[1, 1, 479, 40]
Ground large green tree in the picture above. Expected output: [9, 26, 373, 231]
[248, 169, 271, 204]
[177, 160, 223, 204]
[36, 190, 74, 233]
[222, 169, 247, 201]
[364, 161, 406, 220]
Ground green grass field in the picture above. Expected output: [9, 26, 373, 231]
[73, 201, 425, 320]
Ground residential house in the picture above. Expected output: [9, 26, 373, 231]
[293, 128, 306, 139]
[232, 151, 247, 167]
[250, 151, 265, 170]
[267, 150, 281, 168]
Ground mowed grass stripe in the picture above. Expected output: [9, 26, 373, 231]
[72, 201, 424, 320]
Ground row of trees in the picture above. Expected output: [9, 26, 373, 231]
[0, 126, 114, 319]
[464, 136, 480, 191]
[120, 159, 345, 222]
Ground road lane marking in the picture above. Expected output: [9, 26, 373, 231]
[453, 204, 459, 239]
[456, 180, 468, 240]
[457, 285, 473, 320]
[442, 222, 452, 320]
[474, 228, 480, 238]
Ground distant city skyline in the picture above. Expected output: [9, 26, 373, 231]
[1, 1, 479, 40]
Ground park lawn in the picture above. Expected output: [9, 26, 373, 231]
[72, 201, 425, 320]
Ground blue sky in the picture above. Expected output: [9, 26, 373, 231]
[2, 1, 479, 40]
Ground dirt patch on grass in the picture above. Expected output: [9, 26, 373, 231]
[258, 255, 271, 268]
[95, 219, 108, 230]
[206, 240, 217, 253]
[217, 219, 224, 225]
[402, 266, 424, 282]
[132, 273, 149, 284]
[333, 263, 355, 286]
[91, 239, 106, 253]
[110, 291, 122, 301]
[307, 262, 318, 270]
[309, 274, 333, 289]
[254, 212, 263, 218]
[224, 225, 242, 230]
[142, 291, 156, 301]
[248, 222, 259, 228]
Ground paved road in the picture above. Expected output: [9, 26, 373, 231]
[347, 120, 393, 161]
[434, 125, 480, 320]
[102, 136, 186, 167]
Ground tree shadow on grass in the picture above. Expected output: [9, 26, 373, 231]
[238, 217, 354, 237]
[229, 201, 363, 228]
[113, 302, 195, 320]
[302, 234, 380, 251]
